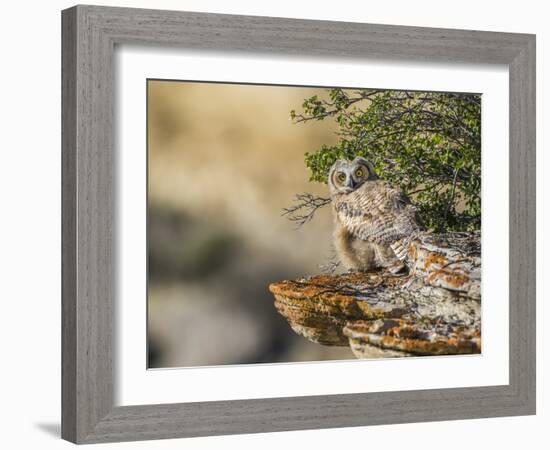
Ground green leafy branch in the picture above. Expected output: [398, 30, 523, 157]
[288, 88, 481, 232]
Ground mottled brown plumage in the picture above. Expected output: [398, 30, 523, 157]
[328, 157, 423, 272]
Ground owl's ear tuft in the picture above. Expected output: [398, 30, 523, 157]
[353, 157, 378, 179]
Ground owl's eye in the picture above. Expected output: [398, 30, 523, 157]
[337, 172, 346, 183]
[355, 168, 364, 178]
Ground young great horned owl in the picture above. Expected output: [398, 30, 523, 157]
[328, 157, 424, 273]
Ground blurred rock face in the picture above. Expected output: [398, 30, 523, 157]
[148, 80, 354, 368]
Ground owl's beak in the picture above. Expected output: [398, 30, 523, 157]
[347, 178, 357, 189]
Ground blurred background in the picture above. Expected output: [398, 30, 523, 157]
[148, 80, 354, 368]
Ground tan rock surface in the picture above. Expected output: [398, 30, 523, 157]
[269, 232, 481, 358]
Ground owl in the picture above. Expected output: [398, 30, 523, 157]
[328, 157, 424, 273]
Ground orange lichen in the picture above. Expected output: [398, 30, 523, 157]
[423, 252, 448, 269]
[426, 269, 469, 289]
[344, 319, 481, 356]
[269, 232, 481, 358]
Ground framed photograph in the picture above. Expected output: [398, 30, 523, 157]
[61, 5, 536, 444]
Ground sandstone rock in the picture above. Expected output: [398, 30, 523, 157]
[269, 232, 481, 358]
[344, 319, 480, 358]
[270, 272, 410, 346]
[409, 231, 481, 299]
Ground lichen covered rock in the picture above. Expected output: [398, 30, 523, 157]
[270, 272, 411, 346]
[409, 231, 481, 299]
[269, 232, 481, 358]
[344, 319, 481, 358]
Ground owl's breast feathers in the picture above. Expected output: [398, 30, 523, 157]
[333, 180, 423, 246]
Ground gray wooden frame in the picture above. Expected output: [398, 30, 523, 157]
[61, 4, 536, 444]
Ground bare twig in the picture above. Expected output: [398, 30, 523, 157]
[407, 182, 442, 196]
[443, 168, 459, 225]
[319, 249, 341, 274]
[292, 90, 384, 124]
[282, 193, 331, 228]
[319, 259, 341, 275]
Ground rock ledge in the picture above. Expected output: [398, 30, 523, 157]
[269, 232, 481, 358]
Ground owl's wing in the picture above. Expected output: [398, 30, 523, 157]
[334, 181, 422, 245]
